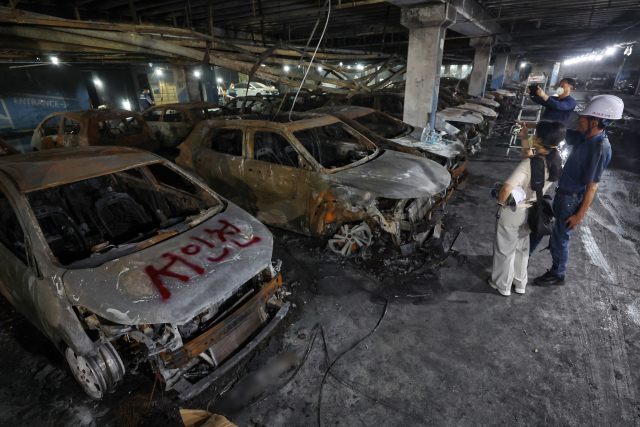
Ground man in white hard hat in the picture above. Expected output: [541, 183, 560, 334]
[532, 94, 624, 286]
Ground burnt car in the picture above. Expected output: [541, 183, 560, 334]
[328, 93, 406, 119]
[586, 72, 614, 90]
[309, 106, 468, 189]
[31, 108, 159, 152]
[142, 102, 234, 148]
[0, 147, 287, 400]
[176, 114, 451, 257]
[615, 73, 639, 94]
[0, 137, 19, 157]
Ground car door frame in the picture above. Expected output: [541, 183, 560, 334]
[142, 106, 166, 142]
[60, 116, 84, 148]
[243, 125, 311, 234]
[38, 114, 64, 149]
[192, 121, 250, 208]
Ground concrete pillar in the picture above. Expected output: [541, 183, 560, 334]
[202, 67, 220, 104]
[400, 4, 455, 129]
[184, 66, 203, 102]
[505, 56, 516, 83]
[490, 54, 508, 89]
[468, 37, 492, 97]
[171, 64, 189, 103]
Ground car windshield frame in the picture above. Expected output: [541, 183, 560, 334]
[24, 161, 224, 269]
[286, 120, 380, 174]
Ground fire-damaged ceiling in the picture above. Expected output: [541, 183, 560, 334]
[3, 0, 640, 63]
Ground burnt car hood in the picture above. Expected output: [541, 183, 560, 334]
[437, 108, 484, 124]
[329, 150, 450, 199]
[456, 103, 497, 118]
[391, 127, 465, 159]
[62, 203, 273, 325]
[465, 98, 500, 108]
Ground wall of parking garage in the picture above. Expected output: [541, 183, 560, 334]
[0, 64, 90, 132]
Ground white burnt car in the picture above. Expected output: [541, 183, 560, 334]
[0, 147, 287, 400]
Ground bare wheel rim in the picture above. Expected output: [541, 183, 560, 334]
[328, 222, 373, 258]
[65, 348, 106, 399]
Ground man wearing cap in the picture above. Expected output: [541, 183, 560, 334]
[533, 95, 624, 286]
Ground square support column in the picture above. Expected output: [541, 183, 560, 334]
[468, 37, 492, 97]
[504, 56, 515, 83]
[400, 4, 455, 129]
[490, 54, 508, 89]
[170, 64, 190, 103]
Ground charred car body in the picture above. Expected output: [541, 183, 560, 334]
[176, 114, 451, 257]
[309, 106, 468, 189]
[0, 147, 287, 400]
[31, 108, 159, 152]
[142, 102, 234, 148]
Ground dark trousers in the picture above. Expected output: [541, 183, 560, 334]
[529, 193, 582, 277]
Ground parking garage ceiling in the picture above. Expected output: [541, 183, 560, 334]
[2, 0, 640, 63]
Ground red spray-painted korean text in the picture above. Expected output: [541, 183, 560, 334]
[145, 220, 261, 298]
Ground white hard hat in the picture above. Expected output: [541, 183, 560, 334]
[578, 94, 624, 120]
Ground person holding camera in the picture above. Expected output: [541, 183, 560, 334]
[489, 121, 566, 296]
[532, 95, 623, 287]
[527, 78, 577, 126]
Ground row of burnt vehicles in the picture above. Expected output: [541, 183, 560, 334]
[1, 83, 502, 400]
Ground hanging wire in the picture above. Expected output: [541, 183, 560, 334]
[288, 0, 331, 121]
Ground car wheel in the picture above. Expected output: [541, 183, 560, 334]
[328, 222, 373, 258]
[65, 342, 125, 399]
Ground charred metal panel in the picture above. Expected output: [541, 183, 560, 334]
[63, 203, 273, 326]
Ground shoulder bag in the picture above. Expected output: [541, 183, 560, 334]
[527, 157, 555, 236]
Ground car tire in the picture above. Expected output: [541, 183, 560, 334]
[65, 342, 125, 400]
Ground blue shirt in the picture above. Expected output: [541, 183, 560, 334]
[559, 129, 612, 194]
[531, 94, 576, 126]
[139, 92, 153, 110]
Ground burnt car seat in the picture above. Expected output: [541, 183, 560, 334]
[31, 205, 90, 264]
[94, 188, 152, 241]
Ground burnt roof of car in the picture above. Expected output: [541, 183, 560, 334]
[310, 106, 375, 117]
[0, 146, 161, 192]
[205, 113, 339, 130]
[48, 108, 143, 121]
[150, 101, 225, 110]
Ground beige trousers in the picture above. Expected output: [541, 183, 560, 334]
[491, 206, 530, 292]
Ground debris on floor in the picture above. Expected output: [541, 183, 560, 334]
[180, 409, 238, 427]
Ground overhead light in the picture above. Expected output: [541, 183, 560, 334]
[194, 71, 201, 78]
[157, 69, 163, 75]
[51, 56, 59, 64]
[284, 65, 290, 72]
[339, 62, 343, 66]
[595, 54, 603, 61]
[588, 54, 595, 60]
[261, 64, 266, 67]
[347, 65, 351, 69]
[357, 64, 364, 70]
[217, 77, 222, 83]
[606, 47, 616, 56]
[520, 62, 526, 68]
[318, 66, 323, 71]
[122, 100, 131, 110]
[93, 79, 102, 87]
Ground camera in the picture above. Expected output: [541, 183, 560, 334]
[528, 84, 539, 95]
[510, 123, 523, 135]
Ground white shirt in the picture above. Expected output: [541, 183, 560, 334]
[504, 158, 553, 209]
